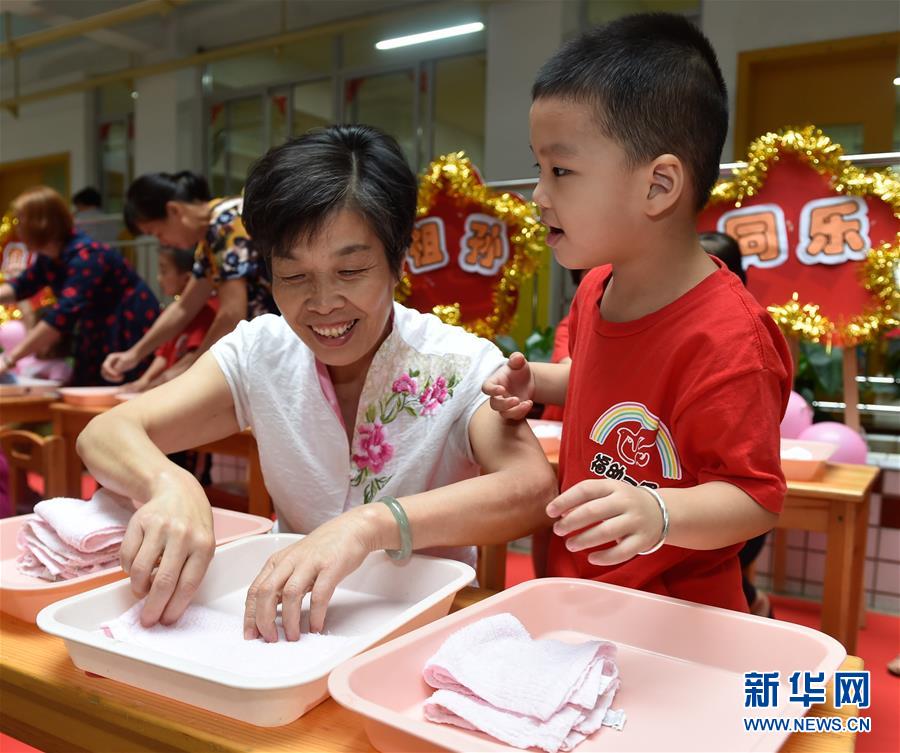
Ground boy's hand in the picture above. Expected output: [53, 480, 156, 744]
[481, 352, 535, 420]
[546, 479, 665, 565]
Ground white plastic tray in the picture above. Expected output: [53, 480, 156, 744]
[37, 533, 475, 726]
[1, 507, 273, 622]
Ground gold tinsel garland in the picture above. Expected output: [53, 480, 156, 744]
[709, 126, 900, 345]
[0, 213, 23, 326]
[398, 152, 545, 339]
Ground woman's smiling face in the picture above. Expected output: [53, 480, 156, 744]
[271, 208, 397, 373]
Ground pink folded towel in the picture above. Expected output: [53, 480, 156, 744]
[34, 489, 133, 552]
[103, 600, 357, 679]
[16, 489, 133, 581]
[423, 613, 625, 753]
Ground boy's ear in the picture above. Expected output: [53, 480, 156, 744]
[644, 154, 686, 217]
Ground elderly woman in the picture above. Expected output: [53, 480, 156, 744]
[78, 125, 556, 642]
[101, 170, 276, 385]
[0, 187, 159, 384]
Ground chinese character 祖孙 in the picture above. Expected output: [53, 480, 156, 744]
[459, 214, 509, 275]
[408, 217, 449, 274]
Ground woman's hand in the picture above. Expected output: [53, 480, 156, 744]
[244, 506, 381, 642]
[102, 349, 139, 383]
[481, 352, 536, 420]
[119, 472, 216, 627]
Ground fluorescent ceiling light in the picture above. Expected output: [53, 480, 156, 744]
[376, 22, 484, 50]
[894, 76, 900, 86]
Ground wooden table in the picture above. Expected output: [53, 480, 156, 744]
[0, 587, 863, 753]
[0, 395, 56, 426]
[773, 463, 880, 655]
[49, 402, 272, 518]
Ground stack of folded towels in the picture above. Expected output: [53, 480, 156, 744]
[423, 613, 626, 753]
[16, 489, 133, 581]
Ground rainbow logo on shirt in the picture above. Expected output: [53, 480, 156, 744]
[589, 401, 682, 480]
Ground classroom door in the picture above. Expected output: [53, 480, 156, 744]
[735, 32, 898, 158]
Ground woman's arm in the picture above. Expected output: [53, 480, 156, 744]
[77, 352, 241, 626]
[245, 401, 557, 641]
[0, 321, 60, 373]
[101, 275, 214, 382]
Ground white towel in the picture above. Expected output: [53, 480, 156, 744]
[102, 600, 358, 679]
[16, 489, 133, 581]
[423, 613, 625, 753]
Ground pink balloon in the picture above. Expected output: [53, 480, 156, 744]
[780, 390, 813, 439]
[798, 422, 869, 464]
[0, 321, 26, 353]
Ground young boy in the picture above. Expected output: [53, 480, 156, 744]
[124, 247, 216, 392]
[484, 13, 791, 612]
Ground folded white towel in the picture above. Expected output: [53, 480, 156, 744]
[423, 613, 625, 753]
[103, 600, 358, 679]
[16, 489, 133, 581]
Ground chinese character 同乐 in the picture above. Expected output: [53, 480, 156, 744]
[796, 196, 870, 266]
[718, 204, 789, 270]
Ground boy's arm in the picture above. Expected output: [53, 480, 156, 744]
[531, 361, 571, 406]
[549, 479, 778, 566]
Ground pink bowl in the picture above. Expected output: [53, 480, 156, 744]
[59, 386, 123, 407]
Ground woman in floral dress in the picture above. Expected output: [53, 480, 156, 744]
[0, 187, 159, 385]
[77, 126, 556, 641]
[101, 171, 276, 385]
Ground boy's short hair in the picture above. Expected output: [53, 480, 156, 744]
[532, 13, 728, 211]
[242, 125, 418, 277]
[72, 186, 102, 209]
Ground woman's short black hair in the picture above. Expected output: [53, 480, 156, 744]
[242, 124, 418, 277]
[124, 171, 211, 234]
[532, 13, 728, 211]
[159, 246, 196, 274]
[699, 231, 746, 284]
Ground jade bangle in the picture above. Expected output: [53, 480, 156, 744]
[378, 496, 413, 562]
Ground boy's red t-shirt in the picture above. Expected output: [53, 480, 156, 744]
[155, 302, 217, 369]
[550, 260, 792, 611]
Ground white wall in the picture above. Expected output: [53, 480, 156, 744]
[0, 89, 93, 193]
[702, 0, 900, 159]
[133, 72, 180, 177]
[483, 1, 569, 182]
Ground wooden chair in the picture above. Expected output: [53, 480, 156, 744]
[0, 430, 66, 511]
[477, 543, 507, 591]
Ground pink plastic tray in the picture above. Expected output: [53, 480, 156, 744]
[58, 386, 122, 407]
[0, 507, 273, 622]
[329, 578, 846, 753]
[527, 418, 563, 456]
[780, 439, 837, 481]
